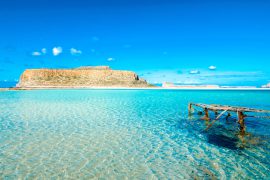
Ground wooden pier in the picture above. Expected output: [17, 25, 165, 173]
[188, 103, 270, 135]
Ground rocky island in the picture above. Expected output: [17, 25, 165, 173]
[16, 66, 151, 89]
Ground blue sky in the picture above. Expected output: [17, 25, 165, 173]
[0, 0, 270, 86]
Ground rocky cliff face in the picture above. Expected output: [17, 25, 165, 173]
[17, 66, 150, 88]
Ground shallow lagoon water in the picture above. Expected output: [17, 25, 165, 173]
[1, 90, 270, 179]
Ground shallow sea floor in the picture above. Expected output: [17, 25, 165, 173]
[1, 90, 270, 179]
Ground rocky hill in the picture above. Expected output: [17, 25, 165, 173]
[17, 66, 151, 88]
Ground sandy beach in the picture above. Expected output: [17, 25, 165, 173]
[1, 87, 270, 91]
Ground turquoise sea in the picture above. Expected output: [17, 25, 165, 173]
[1, 90, 270, 179]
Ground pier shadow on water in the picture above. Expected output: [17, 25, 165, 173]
[206, 133, 239, 150]
[203, 123, 265, 150]
[188, 115, 241, 150]
[202, 123, 242, 150]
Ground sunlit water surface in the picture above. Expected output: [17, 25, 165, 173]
[1, 90, 270, 179]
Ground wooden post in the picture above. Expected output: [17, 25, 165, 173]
[188, 103, 193, 116]
[202, 108, 210, 120]
[214, 110, 218, 116]
[226, 112, 231, 122]
[237, 111, 246, 135]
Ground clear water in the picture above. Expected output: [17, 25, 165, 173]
[1, 90, 270, 179]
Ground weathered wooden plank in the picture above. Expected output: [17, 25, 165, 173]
[190, 103, 270, 113]
[205, 110, 228, 131]
[189, 102, 270, 134]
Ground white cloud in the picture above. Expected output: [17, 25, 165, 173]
[70, 48, 82, 55]
[107, 57, 115, 61]
[32, 48, 46, 56]
[189, 70, 200, 74]
[52, 47, 62, 56]
[138, 69, 265, 85]
[209, 65, 217, 70]
[41, 48, 47, 54]
[32, 51, 41, 56]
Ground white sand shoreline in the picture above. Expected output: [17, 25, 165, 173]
[1, 87, 270, 91]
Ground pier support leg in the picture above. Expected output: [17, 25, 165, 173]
[226, 113, 231, 123]
[202, 108, 210, 120]
[214, 111, 218, 117]
[237, 111, 246, 135]
[188, 103, 193, 116]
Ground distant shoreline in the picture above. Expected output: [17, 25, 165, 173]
[1, 87, 270, 91]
